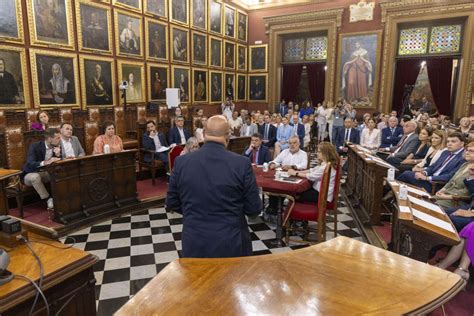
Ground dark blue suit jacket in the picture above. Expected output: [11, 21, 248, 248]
[258, 123, 277, 147]
[243, 145, 271, 165]
[168, 126, 191, 145]
[426, 149, 466, 182]
[22, 141, 62, 176]
[380, 126, 403, 148]
[166, 142, 261, 258]
[142, 132, 168, 163]
[290, 123, 305, 148]
[277, 104, 288, 116]
[335, 128, 360, 149]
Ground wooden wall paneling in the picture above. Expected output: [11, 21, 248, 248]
[84, 121, 99, 155]
[59, 107, 73, 124]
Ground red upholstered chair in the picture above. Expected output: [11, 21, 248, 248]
[326, 158, 342, 237]
[282, 163, 332, 244]
[168, 145, 184, 174]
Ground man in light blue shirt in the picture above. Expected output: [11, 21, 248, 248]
[274, 116, 293, 156]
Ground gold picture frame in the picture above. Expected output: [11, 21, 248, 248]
[118, 60, 146, 104]
[144, 0, 167, 19]
[191, 31, 207, 66]
[224, 40, 235, 70]
[0, 45, 30, 109]
[208, 0, 222, 35]
[114, 9, 143, 58]
[171, 65, 191, 104]
[191, 0, 207, 30]
[76, 0, 113, 55]
[30, 49, 80, 108]
[237, 10, 248, 43]
[170, 0, 189, 26]
[192, 68, 208, 103]
[0, 0, 24, 44]
[209, 70, 223, 103]
[145, 18, 168, 62]
[147, 62, 169, 101]
[79, 55, 116, 108]
[209, 36, 222, 68]
[248, 74, 268, 102]
[224, 5, 236, 39]
[249, 44, 268, 72]
[224, 72, 235, 100]
[170, 25, 189, 64]
[335, 30, 382, 109]
[236, 73, 247, 101]
[26, 0, 75, 50]
[237, 44, 247, 71]
[113, 0, 142, 13]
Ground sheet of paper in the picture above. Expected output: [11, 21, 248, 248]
[408, 195, 443, 214]
[157, 146, 170, 153]
[275, 178, 303, 184]
[412, 209, 455, 233]
[399, 205, 411, 213]
[406, 186, 430, 197]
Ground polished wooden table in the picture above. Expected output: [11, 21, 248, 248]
[0, 169, 21, 215]
[0, 233, 98, 315]
[117, 236, 465, 315]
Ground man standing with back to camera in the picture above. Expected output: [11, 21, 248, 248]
[166, 115, 261, 258]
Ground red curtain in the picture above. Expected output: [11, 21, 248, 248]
[392, 58, 423, 114]
[306, 63, 326, 106]
[426, 57, 454, 116]
[281, 64, 303, 103]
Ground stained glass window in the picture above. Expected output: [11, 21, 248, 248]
[306, 37, 327, 60]
[283, 38, 305, 62]
[429, 25, 462, 54]
[398, 27, 428, 55]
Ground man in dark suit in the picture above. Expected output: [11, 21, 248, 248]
[143, 120, 169, 168]
[168, 116, 191, 145]
[290, 114, 305, 149]
[258, 114, 277, 147]
[398, 132, 466, 193]
[277, 99, 288, 116]
[335, 118, 360, 154]
[243, 133, 271, 165]
[22, 128, 62, 210]
[166, 115, 261, 258]
[381, 120, 420, 168]
[380, 116, 403, 149]
[0, 58, 20, 104]
[420, 96, 433, 113]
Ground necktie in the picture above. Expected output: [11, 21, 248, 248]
[391, 128, 394, 135]
[345, 129, 349, 142]
[252, 149, 257, 163]
[264, 124, 269, 140]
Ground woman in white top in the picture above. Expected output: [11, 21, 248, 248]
[194, 119, 204, 143]
[325, 102, 335, 143]
[360, 118, 381, 150]
[302, 115, 311, 148]
[288, 142, 338, 203]
[316, 102, 328, 142]
[412, 129, 447, 172]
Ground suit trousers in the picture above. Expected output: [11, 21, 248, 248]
[332, 126, 344, 145]
[445, 204, 474, 231]
[154, 152, 169, 167]
[397, 171, 432, 193]
[24, 171, 50, 199]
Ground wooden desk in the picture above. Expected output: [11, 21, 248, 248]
[0, 233, 98, 315]
[228, 136, 250, 155]
[0, 169, 21, 215]
[116, 236, 465, 315]
[43, 150, 138, 224]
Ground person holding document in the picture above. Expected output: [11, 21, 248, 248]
[143, 120, 170, 169]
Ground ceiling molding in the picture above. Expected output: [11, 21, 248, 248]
[228, 0, 331, 11]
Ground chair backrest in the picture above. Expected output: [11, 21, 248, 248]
[317, 162, 332, 223]
[59, 107, 73, 124]
[88, 107, 100, 122]
[168, 145, 184, 173]
[330, 158, 343, 210]
[26, 109, 39, 130]
[114, 106, 126, 138]
[180, 105, 189, 119]
[0, 110, 6, 130]
[137, 105, 147, 123]
[5, 126, 25, 170]
[158, 105, 169, 123]
[84, 121, 99, 155]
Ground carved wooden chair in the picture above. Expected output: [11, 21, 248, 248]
[137, 105, 147, 124]
[84, 121, 99, 155]
[137, 124, 166, 185]
[158, 105, 170, 124]
[26, 109, 39, 130]
[180, 105, 189, 120]
[59, 107, 73, 125]
[114, 106, 138, 149]
[88, 107, 101, 122]
[0, 110, 6, 130]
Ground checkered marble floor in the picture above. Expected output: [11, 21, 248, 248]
[62, 200, 362, 315]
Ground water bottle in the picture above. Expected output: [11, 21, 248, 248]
[104, 144, 110, 154]
[274, 170, 280, 180]
[399, 184, 408, 200]
[387, 168, 395, 181]
[263, 163, 268, 172]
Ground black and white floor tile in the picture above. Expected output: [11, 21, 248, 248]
[62, 200, 362, 316]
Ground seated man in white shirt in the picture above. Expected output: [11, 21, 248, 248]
[228, 111, 243, 133]
[59, 123, 85, 159]
[143, 120, 169, 169]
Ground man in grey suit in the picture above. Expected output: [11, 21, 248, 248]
[59, 123, 85, 158]
[383, 120, 420, 168]
[240, 115, 258, 137]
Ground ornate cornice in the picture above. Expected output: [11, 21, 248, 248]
[228, 0, 331, 12]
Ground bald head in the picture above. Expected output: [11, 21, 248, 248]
[204, 115, 230, 145]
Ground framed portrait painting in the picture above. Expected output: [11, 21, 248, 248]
[115, 10, 143, 58]
[224, 6, 235, 38]
[209, 36, 222, 68]
[237, 44, 247, 71]
[170, 0, 188, 26]
[0, 0, 24, 44]
[30, 49, 80, 107]
[147, 62, 169, 101]
[76, 1, 112, 55]
[192, 31, 207, 66]
[113, 0, 142, 13]
[0, 46, 30, 109]
[171, 25, 189, 64]
[145, 0, 167, 19]
[27, 0, 75, 49]
[224, 73, 235, 100]
[236, 74, 246, 101]
[209, 0, 222, 35]
[192, 68, 208, 103]
[79, 55, 116, 108]
[248, 74, 267, 102]
[224, 41, 235, 70]
[249, 45, 268, 72]
[209, 71, 223, 103]
[237, 11, 247, 42]
[118, 61, 146, 104]
[146, 18, 168, 61]
[191, 0, 207, 30]
[336, 31, 382, 108]
[172, 66, 190, 103]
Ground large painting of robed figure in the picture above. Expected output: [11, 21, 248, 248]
[337, 32, 381, 108]
[0, 47, 28, 107]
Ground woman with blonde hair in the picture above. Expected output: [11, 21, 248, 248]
[412, 128, 447, 172]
